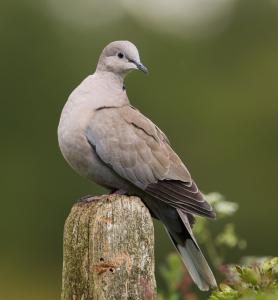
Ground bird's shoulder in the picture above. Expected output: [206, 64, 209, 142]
[92, 104, 170, 145]
[119, 105, 170, 145]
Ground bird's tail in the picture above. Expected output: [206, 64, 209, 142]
[162, 209, 217, 291]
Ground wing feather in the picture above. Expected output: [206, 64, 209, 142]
[86, 105, 215, 218]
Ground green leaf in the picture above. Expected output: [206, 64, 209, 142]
[209, 285, 240, 300]
[219, 283, 235, 292]
[216, 224, 238, 248]
[262, 257, 278, 274]
[235, 265, 243, 275]
[239, 267, 260, 286]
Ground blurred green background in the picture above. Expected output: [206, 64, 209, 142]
[1, 0, 278, 299]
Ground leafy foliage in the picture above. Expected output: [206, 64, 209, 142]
[209, 257, 278, 300]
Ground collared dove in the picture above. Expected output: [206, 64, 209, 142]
[58, 41, 217, 291]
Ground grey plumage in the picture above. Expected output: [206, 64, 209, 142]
[58, 40, 217, 291]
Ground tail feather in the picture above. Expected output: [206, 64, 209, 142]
[176, 238, 217, 291]
[162, 209, 217, 291]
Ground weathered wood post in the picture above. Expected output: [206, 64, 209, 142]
[61, 194, 156, 300]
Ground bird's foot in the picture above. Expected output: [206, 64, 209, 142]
[109, 189, 128, 195]
[76, 194, 112, 203]
[76, 195, 95, 203]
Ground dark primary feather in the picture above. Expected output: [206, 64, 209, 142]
[146, 180, 216, 218]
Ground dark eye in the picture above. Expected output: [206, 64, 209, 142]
[117, 52, 124, 59]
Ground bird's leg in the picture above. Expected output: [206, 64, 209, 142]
[76, 195, 93, 202]
[109, 189, 128, 195]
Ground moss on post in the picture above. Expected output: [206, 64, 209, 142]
[61, 195, 156, 300]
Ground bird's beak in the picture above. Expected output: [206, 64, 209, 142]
[129, 59, 149, 74]
[136, 62, 149, 75]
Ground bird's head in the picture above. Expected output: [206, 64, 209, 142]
[96, 41, 148, 77]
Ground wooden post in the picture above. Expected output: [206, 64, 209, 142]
[61, 194, 156, 300]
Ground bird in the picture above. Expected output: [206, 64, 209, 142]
[58, 40, 217, 291]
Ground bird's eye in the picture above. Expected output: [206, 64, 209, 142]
[117, 52, 124, 59]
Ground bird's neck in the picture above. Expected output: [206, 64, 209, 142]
[95, 70, 125, 88]
[85, 70, 129, 109]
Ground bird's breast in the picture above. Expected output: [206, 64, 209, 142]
[58, 103, 93, 178]
[57, 99, 129, 190]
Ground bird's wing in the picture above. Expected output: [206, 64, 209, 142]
[86, 105, 215, 218]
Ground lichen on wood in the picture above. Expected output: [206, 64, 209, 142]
[61, 194, 156, 300]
